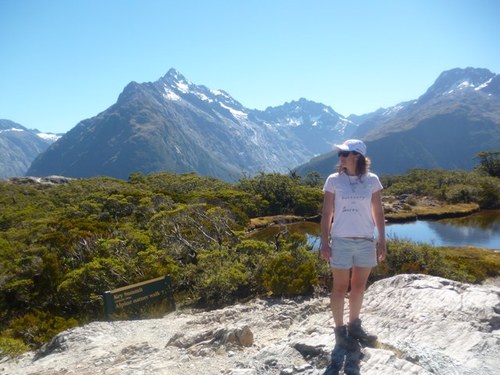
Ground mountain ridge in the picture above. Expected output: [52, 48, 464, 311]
[26, 68, 351, 181]
[2, 66, 498, 180]
[296, 67, 500, 177]
[0, 119, 60, 178]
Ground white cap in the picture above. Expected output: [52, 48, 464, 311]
[333, 139, 367, 156]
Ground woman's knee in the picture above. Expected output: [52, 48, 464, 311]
[349, 282, 367, 296]
[332, 281, 349, 295]
[350, 268, 371, 290]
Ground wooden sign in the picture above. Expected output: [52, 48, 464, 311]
[103, 275, 175, 320]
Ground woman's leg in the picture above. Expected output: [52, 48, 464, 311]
[348, 266, 372, 322]
[331, 268, 351, 327]
[331, 268, 361, 351]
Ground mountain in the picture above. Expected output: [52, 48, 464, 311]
[253, 98, 356, 153]
[27, 69, 353, 181]
[0, 120, 60, 178]
[18, 67, 500, 180]
[295, 67, 500, 178]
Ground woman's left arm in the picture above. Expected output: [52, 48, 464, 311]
[372, 190, 386, 261]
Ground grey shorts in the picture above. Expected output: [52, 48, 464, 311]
[330, 237, 377, 269]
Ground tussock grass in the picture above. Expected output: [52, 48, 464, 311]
[438, 246, 500, 283]
[249, 215, 305, 229]
[386, 203, 479, 222]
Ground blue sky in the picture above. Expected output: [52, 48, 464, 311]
[1, 0, 499, 134]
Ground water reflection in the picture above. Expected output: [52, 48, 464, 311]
[387, 210, 500, 249]
[428, 220, 499, 246]
[250, 210, 500, 250]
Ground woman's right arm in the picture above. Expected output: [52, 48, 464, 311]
[320, 191, 334, 262]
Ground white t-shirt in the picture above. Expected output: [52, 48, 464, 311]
[322, 172, 383, 238]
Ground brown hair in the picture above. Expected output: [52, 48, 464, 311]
[337, 152, 371, 177]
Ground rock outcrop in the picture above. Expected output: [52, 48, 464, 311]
[1, 274, 499, 374]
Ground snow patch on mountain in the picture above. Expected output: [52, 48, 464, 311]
[37, 132, 61, 142]
[341, 119, 356, 131]
[220, 103, 248, 120]
[163, 88, 181, 101]
[286, 117, 303, 127]
[211, 89, 231, 99]
[382, 105, 405, 116]
[175, 81, 189, 93]
[457, 81, 473, 89]
[0, 127, 24, 133]
[445, 77, 492, 95]
[475, 78, 493, 91]
[0, 128, 60, 142]
[194, 92, 213, 103]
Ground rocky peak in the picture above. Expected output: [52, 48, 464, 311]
[161, 68, 192, 92]
[158, 68, 247, 115]
[259, 98, 342, 123]
[418, 67, 496, 103]
[163, 68, 187, 81]
[438, 67, 493, 88]
[117, 81, 147, 103]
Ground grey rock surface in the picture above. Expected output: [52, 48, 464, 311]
[1, 274, 499, 374]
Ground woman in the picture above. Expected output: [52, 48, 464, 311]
[320, 139, 386, 350]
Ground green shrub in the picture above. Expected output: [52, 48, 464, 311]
[5, 310, 78, 349]
[194, 246, 251, 307]
[237, 172, 322, 217]
[371, 239, 499, 284]
[478, 180, 500, 208]
[383, 169, 499, 208]
[57, 258, 128, 315]
[444, 184, 480, 203]
[371, 239, 444, 283]
[0, 336, 30, 358]
[439, 246, 500, 283]
[1, 169, 498, 353]
[261, 248, 318, 297]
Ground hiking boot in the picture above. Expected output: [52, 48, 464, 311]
[348, 318, 377, 345]
[334, 325, 359, 352]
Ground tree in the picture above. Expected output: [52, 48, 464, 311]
[237, 172, 322, 216]
[475, 151, 500, 177]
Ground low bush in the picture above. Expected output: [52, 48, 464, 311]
[0, 336, 30, 357]
[371, 239, 500, 284]
[4, 310, 78, 350]
[261, 248, 318, 297]
[0, 168, 498, 354]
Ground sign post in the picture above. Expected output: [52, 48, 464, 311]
[103, 275, 175, 320]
